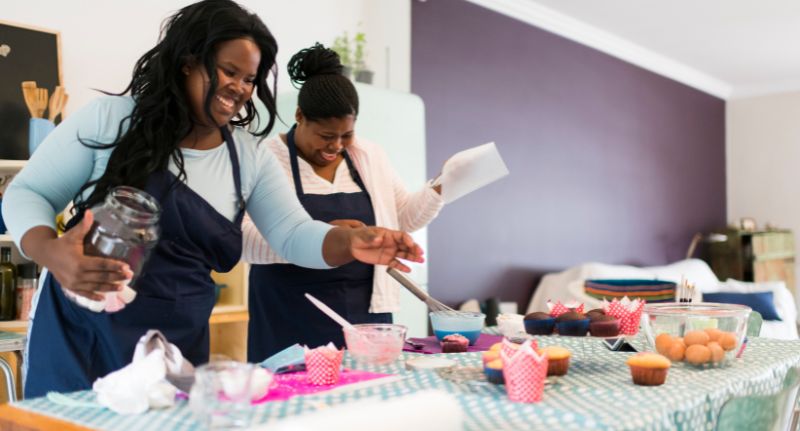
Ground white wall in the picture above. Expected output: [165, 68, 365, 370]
[3, 0, 411, 115]
[727, 91, 800, 303]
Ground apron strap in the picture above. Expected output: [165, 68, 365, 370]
[286, 124, 371, 199]
[220, 127, 246, 223]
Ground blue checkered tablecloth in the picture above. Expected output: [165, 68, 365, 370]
[12, 336, 800, 430]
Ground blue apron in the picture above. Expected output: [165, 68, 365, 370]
[24, 127, 245, 398]
[247, 125, 390, 362]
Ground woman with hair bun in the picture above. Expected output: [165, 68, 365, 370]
[3, 2, 423, 398]
[242, 43, 445, 360]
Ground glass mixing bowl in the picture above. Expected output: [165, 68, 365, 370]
[641, 302, 751, 368]
[343, 323, 407, 365]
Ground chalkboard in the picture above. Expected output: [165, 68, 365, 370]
[0, 20, 62, 160]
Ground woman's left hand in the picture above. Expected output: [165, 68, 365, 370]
[349, 227, 424, 272]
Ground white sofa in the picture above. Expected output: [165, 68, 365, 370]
[526, 259, 798, 340]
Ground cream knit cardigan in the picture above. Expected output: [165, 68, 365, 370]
[242, 136, 444, 312]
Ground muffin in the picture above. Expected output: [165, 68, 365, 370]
[555, 311, 590, 336]
[589, 315, 620, 337]
[484, 358, 505, 384]
[540, 346, 571, 376]
[523, 312, 556, 335]
[626, 353, 671, 386]
[482, 350, 500, 365]
[586, 308, 606, 320]
[441, 334, 469, 353]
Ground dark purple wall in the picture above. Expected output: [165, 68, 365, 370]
[412, 0, 726, 310]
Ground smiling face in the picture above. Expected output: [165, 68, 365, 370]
[183, 37, 261, 128]
[293, 109, 356, 168]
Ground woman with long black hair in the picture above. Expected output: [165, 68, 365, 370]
[2, 0, 422, 398]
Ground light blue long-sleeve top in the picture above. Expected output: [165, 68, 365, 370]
[2, 95, 333, 268]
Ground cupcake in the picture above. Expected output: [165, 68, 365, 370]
[523, 312, 555, 335]
[586, 308, 606, 319]
[555, 311, 590, 336]
[589, 315, 620, 337]
[626, 353, 671, 386]
[540, 346, 571, 376]
[484, 358, 505, 384]
[482, 350, 500, 365]
[441, 334, 469, 353]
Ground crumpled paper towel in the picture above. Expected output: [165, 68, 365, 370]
[92, 330, 194, 414]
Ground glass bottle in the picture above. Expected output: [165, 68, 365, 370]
[16, 262, 38, 320]
[0, 247, 17, 321]
[83, 186, 161, 284]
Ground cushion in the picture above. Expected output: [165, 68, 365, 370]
[585, 279, 676, 303]
[702, 291, 782, 321]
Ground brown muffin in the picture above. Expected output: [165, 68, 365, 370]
[555, 311, 585, 322]
[627, 353, 671, 386]
[524, 312, 555, 335]
[586, 308, 606, 320]
[540, 346, 571, 376]
[589, 315, 620, 337]
[524, 311, 552, 321]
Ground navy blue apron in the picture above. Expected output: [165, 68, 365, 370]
[25, 127, 245, 398]
[248, 125, 391, 362]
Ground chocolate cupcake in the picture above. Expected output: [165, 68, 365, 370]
[589, 315, 620, 337]
[441, 334, 469, 353]
[586, 308, 606, 320]
[555, 311, 590, 336]
[523, 312, 555, 335]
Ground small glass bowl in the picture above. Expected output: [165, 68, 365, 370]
[641, 302, 751, 368]
[343, 323, 407, 365]
[430, 311, 486, 345]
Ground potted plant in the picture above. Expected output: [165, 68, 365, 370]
[352, 32, 373, 84]
[331, 32, 353, 79]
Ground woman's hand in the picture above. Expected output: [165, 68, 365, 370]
[329, 219, 366, 229]
[348, 227, 424, 272]
[22, 210, 133, 301]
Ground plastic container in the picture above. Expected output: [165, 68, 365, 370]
[429, 311, 486, 345]
[343, 323, 407, 365]
[641, 302, 751, 368]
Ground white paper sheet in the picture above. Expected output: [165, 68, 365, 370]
[435, 142, 509, 204]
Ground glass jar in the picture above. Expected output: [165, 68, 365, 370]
[0, 247, 16, 321]
[83, 186, 161, 284]
[16, 262, 37, 320]
[189, 361, 254, 428]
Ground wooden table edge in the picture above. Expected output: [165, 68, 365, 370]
[0, 403, 95, 431]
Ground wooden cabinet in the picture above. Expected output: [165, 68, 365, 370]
[209, 262, 249, 362]
[707, 228, 796, 295]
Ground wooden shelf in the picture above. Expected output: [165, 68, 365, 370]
[0, 160, 26, 171]
[209, 305, 249, 325]
[0, 320, 28, 333]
